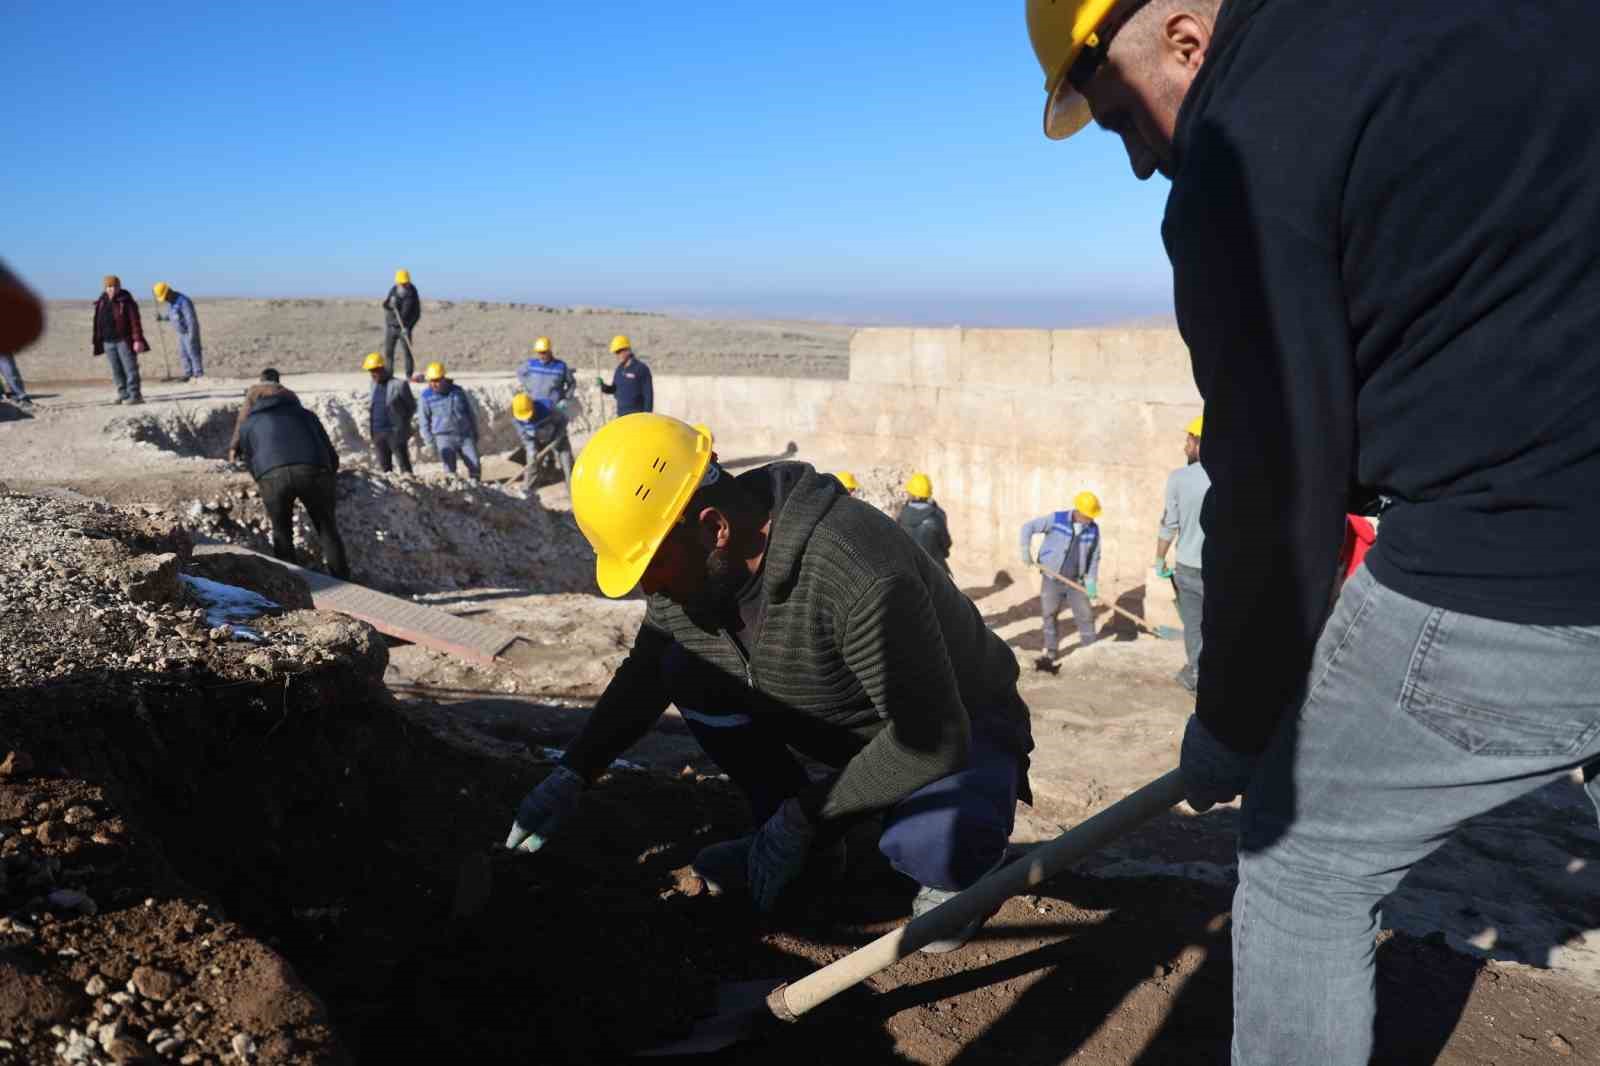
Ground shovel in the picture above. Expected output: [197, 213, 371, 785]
[1032, 565, 1180, 640]
[388, 305, 417, 376]
[635, 768, 1187, 1056]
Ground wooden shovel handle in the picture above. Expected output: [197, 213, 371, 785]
[770, 768, 1187, 1021]
[1032, 564, 1163, 637]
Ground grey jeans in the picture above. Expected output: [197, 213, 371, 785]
[1174, 563, 1204, 685]
[1234, 564, 1600, 1065]
[1039, 574, 1094, 659]
[104, 340, 141, 400]
[0, 353, 26, 399]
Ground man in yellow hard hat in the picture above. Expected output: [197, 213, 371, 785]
[895, 473, 951, 574]
[1155, 416, 1208, 692]
[517, 336, 576, 409]
[152, 281, 204, 382]
[1019, 490, 1103, 670]
[381, 269, 421, 380]
[834, 471, 860, 496]
[506, 414, 1034, 951]
[596, 335, 652, 417]
[364, 352, 416, 475]
[418, 361, 480, 481]
[510, 391, 573, 492]
[1028, 2, 1600, 1061]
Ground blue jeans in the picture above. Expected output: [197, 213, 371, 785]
[177, 334, 203, 378]
[0, 353, 27, 400]
[664, 644, 1021, 892]
[1233, 565, 1600, 1065]
[1040, 575, 1094, 659]
[434, 435, 480, 480]
[103, 340, 141, 400]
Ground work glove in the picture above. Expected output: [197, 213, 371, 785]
[1085, 580, 1099, 600]
[505, 765, 585, 852]
[1154, 562, 1174, 580]
[594, 375, 606, 387]
[747, 796, 816, 913]
[1179, 714, 1256, 813]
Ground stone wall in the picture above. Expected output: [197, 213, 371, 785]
[647, 327, 1201, 609]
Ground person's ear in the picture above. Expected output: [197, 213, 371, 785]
[1163, 10, 1212, 72]
[694, 506, 732, 551]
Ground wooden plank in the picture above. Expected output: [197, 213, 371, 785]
[192, 544, 518, 667]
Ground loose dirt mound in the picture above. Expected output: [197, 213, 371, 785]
[181, 469, 594, 595]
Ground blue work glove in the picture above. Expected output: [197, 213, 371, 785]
[1179, 714, 1256, 812]
[1154, 562, 1174, 580]
[747, 797, 816, 913]
[1085, 580, 1099, 600]
[505, 766, 584, 852]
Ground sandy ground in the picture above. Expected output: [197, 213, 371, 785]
[3, 363, 1598, 1063]
[24, 298, 851, 382]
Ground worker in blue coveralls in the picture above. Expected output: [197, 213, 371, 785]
[1020, 491, 1103, 671]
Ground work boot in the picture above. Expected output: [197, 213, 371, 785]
[692, 835, 848, 898]
[127, 396, 145, 406]
[1032, 655, 1058, 674]
[1174, 668, 1197, 693]
[911, 856, 1007, 954]
[113, 396, 126, 405]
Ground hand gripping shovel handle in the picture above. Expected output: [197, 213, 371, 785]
[768, 768, 1187, 1021]
[1032, 564, 1178, 640]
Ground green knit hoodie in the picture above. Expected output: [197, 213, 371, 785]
[562, 462, 1033, 829]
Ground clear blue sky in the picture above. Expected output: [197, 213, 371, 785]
[6, 1, 1175, 326]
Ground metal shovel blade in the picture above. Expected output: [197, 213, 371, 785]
[632, 979, 785, 1057]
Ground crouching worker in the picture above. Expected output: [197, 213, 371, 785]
[505, 414, 1034, 951]
[511, 391, 574, 491]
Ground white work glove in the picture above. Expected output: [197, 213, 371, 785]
[505, 766, 584, 852]
[1179, 714, 1256, 812]
[747, 797, 816, 913]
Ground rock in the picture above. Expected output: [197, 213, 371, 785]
[232, 1032, 257, 1059]
[47, 889, 97, 916]
[0, 750, 33, 778]
[155, 1037, 181, 1055]
[121, 553, 181, 606]
[130, 966, 181, 1002]
[243, 651, 275, 671]
[63, 806, 95, 826]
[36, 820, 64, 846]
[1552, 1034, 1574, 1056]
[85, 975, 109, 996]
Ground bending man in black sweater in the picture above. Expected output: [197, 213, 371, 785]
[1027, 0, 1600, 1062]
[506, 414, 1033, 952]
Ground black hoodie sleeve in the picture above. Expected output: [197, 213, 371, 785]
[1162, 71, 1354, 756]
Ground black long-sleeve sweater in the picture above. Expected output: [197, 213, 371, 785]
[1164, 0, 1600, 754]
[562, 462, 1033, 829]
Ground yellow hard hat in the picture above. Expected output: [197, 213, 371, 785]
[1026, 0, 1123, 140]
[1074, 490, 1104, 519]
[1186, 415, 1204, 438]
[424, 361, 445, 381]
[571, 413, 715, 598]
[152, 281, 171, 301]
[512, 393, 535, 420]
[835, 471, 860, 493]
[906, 473, 933, 499]
[533, 336, 552, 354]
[395, 269, 411, 285]
[610, 334, 633, 354]
[362, 352, 385, 371]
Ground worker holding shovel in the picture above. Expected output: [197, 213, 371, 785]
[1028, 1, 1600, 1063]
[381, 269, 421, 379]
[1020, 490, 1103, 670]
[506, 413, 1035, 953]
